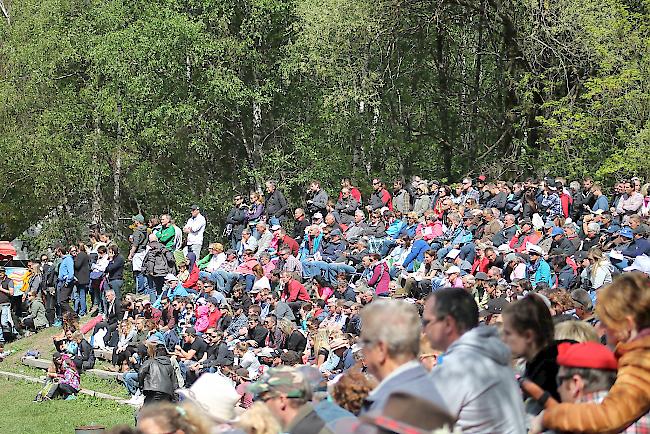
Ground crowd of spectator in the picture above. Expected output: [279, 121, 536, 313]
[1, 174, 649, 434]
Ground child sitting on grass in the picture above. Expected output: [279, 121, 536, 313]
[37, 352, 80, 401]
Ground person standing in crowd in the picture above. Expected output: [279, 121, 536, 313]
[264, 180, 289, 225]
[55, 245, 75, 325]
[502, 294, 560, 400]
[0, 267, 17, 343]
[154, 214, 176, 251]
[143, 233, 175, 300]
[225, 194, 248, 248]
[424, 288, 526, 433]
[104, 245, 125, 305]
[72, 243, 90, 317]
[128, 213, 149, 297]
[367, 178, 392, 212]
[184, 205, 207, 257]
[306, 180, 329, 217]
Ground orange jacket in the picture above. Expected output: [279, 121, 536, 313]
[542, 333, 650, 433]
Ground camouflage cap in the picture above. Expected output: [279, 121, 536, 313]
[247, 366, 311, 400]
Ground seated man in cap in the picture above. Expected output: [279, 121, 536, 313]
[549, 227, 577, 257]
[250, 366, 339, 434]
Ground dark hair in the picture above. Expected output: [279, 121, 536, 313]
[271, 292, 282, 301]
[428, 288, 478, 333]
[550, 255, 567, 269]
[109, 244, 119, 255]
[503, 294, 554, 349]
[97, 245, 107, 254]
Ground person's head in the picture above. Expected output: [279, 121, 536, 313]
[265, 180, 277, 193]
[596, 272, 650, 346]
[330, 370, 378, 416]
[137, 402, 211, 434]
[502, 294, 554, 362]
[461, 177, 473, 192]
[250, 367, 312, 429]
[264, 314, 277, 331]
[555, 341, 617, 404]
[256, 221, 267, 234]
[359, 300, 421, 381]
[105, 289, 116, 303]
[423, 288, 478, 352]
[108, 244, 119, 258]
[372, 178, 383, 191]
[250, 191, 262, 204]
[248, 314, 261, 329]
[234, 341, 250, 357]
[182, 327, 197, 344]
[280, 271, 293, 285]
[554, 320, 599, 343]
[361, 255, 371, 269]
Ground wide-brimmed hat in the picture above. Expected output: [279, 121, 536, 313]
[177, 373, 240, 422]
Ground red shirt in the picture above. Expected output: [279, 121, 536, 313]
[281, 235, 300, 257]
[283, 279, 311, 302]
[208, 309, 222, 328]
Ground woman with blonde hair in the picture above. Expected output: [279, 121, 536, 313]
[237, 402, 281, 434]
[111, 318, 136, 370]
[531, 272, 650, 433]
[554, 320, 599, 343]
[582, 247, 612, 290]
[137, 402, 212, 434]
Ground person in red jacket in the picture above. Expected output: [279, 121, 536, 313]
[339, 178, 362, 204]
[182, 252, 200, 290]
[272, 226, 299, 257]
[280, 271, 310, 317]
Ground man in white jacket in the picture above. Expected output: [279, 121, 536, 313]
[423, 287, 526, 434]
[183, 205, 206, 257]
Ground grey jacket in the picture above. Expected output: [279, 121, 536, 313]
[361, 361, 449, 416]
[27, 299, 48, 328]
[430, 326, 526, 434]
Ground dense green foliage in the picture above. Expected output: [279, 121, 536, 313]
[1, 0, 649, 244]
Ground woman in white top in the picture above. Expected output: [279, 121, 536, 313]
[234, 342, 260, 380]
[583, 247, 613, 290]
[251, 264, 271, 293]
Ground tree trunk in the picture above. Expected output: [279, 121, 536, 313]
[112, 97, 122, 232]
[0, 0, 10, 24]
[91, 112, 102, 228]
[436, 25, 452, 179]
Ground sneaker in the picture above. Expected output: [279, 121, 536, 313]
[52, 320, 62, 327]
[65, 395, 77, 401]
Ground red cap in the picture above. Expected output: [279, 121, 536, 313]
[557, 342, 618, 371]
[478, 175, 487, 181]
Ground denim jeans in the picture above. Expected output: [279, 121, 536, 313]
[134, 272, 149, 296]
[0, 303, 16, 343]
[123, 370, 139, 396]
[211, 270, 237, 294]
[74, 284, 88, 316]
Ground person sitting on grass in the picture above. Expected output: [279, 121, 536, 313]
[21, 291, 48, 335]
[71, 331, 95, 372]
[39, 352, 80, 401]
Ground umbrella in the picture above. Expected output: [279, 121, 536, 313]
[0, 241, 17, 260]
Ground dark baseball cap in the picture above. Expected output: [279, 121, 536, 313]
[479, 298, 509, 317]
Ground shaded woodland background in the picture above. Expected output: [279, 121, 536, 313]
[1, 0, 648, 247]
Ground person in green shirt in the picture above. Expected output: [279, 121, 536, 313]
[155, 214, 176, 250]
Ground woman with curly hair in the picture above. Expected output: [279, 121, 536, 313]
[237, 402, 281, 434]
[331, 369, 378, 415]
[137, 402, 212, 434]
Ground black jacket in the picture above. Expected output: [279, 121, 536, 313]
[248, 325, 269, 348]
[74, 338, 96, 371]
[226, 205, 248, 240]
[265, 189, 289, 219]
[525, 343, 560, 401]
[139, 355, 178, 396]
[292, 218, 309, 241]
[74, 251, 90, 285]
[492, 225, 518, 246]
[550, 237, 577, 256]
[285, 330, 307, 353]
[105, 255, 125, 281]
[106, 299, 122, 326]
[204, 342, 235, 368]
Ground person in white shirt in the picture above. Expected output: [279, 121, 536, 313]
[183, 205, 206, 257]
